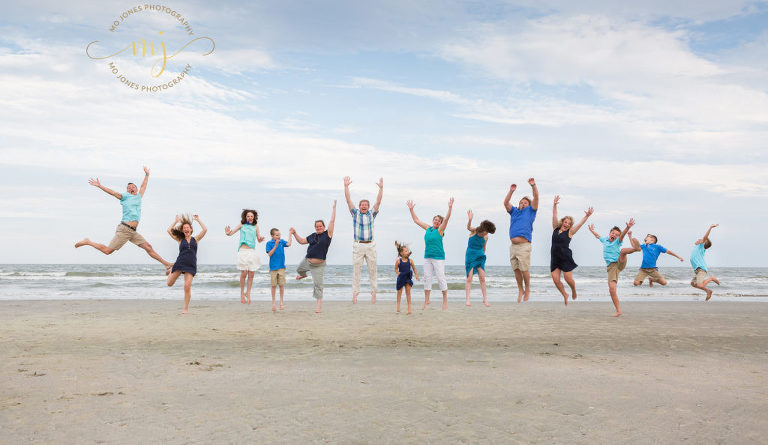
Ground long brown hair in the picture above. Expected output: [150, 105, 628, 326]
[171, 214, 194, 240]
[241, 209, 258, 225]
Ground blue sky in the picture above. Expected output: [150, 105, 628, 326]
[1, 0, 766, 267]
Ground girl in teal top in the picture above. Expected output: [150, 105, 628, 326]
[464, 210, 496, 307]
[224, 209, 265, 304]
[406, 197, 454, 310]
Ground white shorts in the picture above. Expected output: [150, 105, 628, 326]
[237, 248, 262, 271]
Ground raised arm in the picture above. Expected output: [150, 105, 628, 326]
[467, 209, 475, 233]
[588, 224, 601, 240]
[373, 177, 383, 213]
[552, 195, 560, 230]
[702, 224, 719, 242]
[438, 197, 454, 235]
[193, 214, 208, 242]
[503, 183, 517, 213]
[167, 215, 180, 241]
[139, 166, 150, 197]
[224, 223, 243, 236]
[327, 200, 337, 238]
[290, 227, 307, 245]
[665, 249, 684, 262]
[343, 176, 355, 212]
[529, 177, 539, 210]
[619, 218, 635, 242]
[88, 177, 122, 200]
[570, 207, 594, 237]
[284, 234, 292, 247]
[406, 200, 429, 230]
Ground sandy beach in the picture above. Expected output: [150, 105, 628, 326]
[2, 300, 767, 444]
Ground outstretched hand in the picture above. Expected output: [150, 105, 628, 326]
[585, 207, 594, 217]
[626, 218, 635, 228]
[224, 225, 231, 235]
[88, 178, 101, 187]
[143, 166, 150, 176]
[710, 224, 719, 229]
[343, 176, 351, 187]
[257, 235, 265, 242]
[406, 200, 415, 210]
[448, 197, 454, 208]
[192, 214, 200, 221]
[528, 177, 536, 186]
[376, 177, 383, 189]
[467, 209, 474, 220]
[588, 223, 596, 232]
[509, 184, 517, 193]
[553, 195, 560, 205]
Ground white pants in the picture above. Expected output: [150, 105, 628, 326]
[423, 258, 447, 291]
[352, 241, 378, 294]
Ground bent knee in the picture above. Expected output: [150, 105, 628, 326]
[633, 281, 641, 286]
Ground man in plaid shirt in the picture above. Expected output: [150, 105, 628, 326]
[344, 176, 383, 304]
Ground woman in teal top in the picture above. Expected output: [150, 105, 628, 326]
[224, 209, 265, 304]
[464, 210, 496, 307]
[406, 198, 454, 310]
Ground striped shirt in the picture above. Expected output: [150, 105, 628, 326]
[350, 208, 378, 242]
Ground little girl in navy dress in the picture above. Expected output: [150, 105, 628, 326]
[167, 214, 208, 313]
[394, 242, 419, 314]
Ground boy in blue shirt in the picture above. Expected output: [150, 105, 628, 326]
[633, 234, 684, 287]
[690, 224, 720, 301]
[588, 218, 638, 317]
[266, 228, 292, 311]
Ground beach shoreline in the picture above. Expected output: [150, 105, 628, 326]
[2, 300, 767, 443]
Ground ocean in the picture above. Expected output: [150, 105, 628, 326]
[1, 264, 766, 302]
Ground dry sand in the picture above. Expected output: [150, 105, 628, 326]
[2, 300, 767, 444]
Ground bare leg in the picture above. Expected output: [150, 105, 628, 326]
[271, 285, 277, 311]
[608, 280, 622, 316]
[167, 270, 182, 287]
[423, 289, 431, 310]
[137, 242, 172, 271]
[441, 290, 448, 311]
[563, 271, 577, 301]
[514, 269, 524, 302]
[522, 270, 531, 301]
[655, 276, 668, 286]
[182, 273, 193, 314]
[703, 275, 720, 286]
[75, 238, 115, 255]
[465, 270, 474, 306]
[551, 269, 568, 305]
[396, 288, 402, 312]
[692, 281, 714, 301]
[405, 285, 412, 314]
[316, 298, 322, 314]
[279, 285, 285, 310]
[245, 271, 254, 305]
[239, 271, 247, 303]
[478, 268, 489, 307]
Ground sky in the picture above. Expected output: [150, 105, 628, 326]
[1, 0, 767, 267]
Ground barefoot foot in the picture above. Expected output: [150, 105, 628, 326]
[483, 299, 490, 307]
[523, 289, 530, 302]
[272, 304, 276, 312]
[611, 311, 622, 317]
[711, 275, 720, 285]
[706, 289, 713, 301]
[74, 238, 89, 248]
[648, 277, 654, 287]
[279, 304, 285, 310]
[466, 301, 471, 307]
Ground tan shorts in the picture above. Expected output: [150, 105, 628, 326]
[635, 268, 664, 283]
[607, 260, 627, 282]
[509, 242, 532, 271]
[691, 268, 707, 285]
[270, 268, 286, 286]
[107, 223, 147, 250]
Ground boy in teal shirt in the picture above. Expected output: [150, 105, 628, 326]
[588, 218, 639, 317]
[690, 224, 720, 301]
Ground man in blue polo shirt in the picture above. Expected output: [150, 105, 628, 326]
[344, 176, 383, 304]
[503, 177, 539, 302]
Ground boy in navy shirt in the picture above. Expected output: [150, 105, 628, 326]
[266, 228, 292, 311]
[633, 234, 684, 286]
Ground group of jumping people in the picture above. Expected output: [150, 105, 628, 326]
[75, 168, 720, 315]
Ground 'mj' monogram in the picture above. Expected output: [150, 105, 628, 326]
[86, 32, 215, 77]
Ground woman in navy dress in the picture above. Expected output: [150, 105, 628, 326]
[167, 214, 208, 313]
[551, 196, 593, 305]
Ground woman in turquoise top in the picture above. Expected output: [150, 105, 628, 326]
[464, 210, 496, 307]
[406, 198, 453, 310]
[225, 209, 265, 304]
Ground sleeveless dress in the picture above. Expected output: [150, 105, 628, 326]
[396, 258, 413, 290]
[465, 234, 487, 276]
[550, 228, 577, 272]
[172, 237, 198, 276]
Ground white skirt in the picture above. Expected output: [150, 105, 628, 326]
[237, 248, 262, 271]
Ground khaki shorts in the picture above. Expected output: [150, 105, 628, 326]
[509, 242, 532, 271]
[107, 223, 147, 250]
[635, 268, 664, 283]
[606, 260, 627, 282]
[270, 268, 286, 286]
[691, 268, 707, 285]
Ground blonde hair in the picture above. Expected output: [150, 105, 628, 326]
[559, 216, 574, 227]
[395, 241, 411, 258]
[170, 214, 194, 240]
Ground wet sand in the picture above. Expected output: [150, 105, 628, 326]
[2, 300, 767, 444]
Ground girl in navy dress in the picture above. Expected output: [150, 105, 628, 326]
[167, 214, 208, 313]
[551, 196, 593, 305]
[394, 241, 420, 314]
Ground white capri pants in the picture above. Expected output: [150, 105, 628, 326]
[423, 258, 447, 291]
